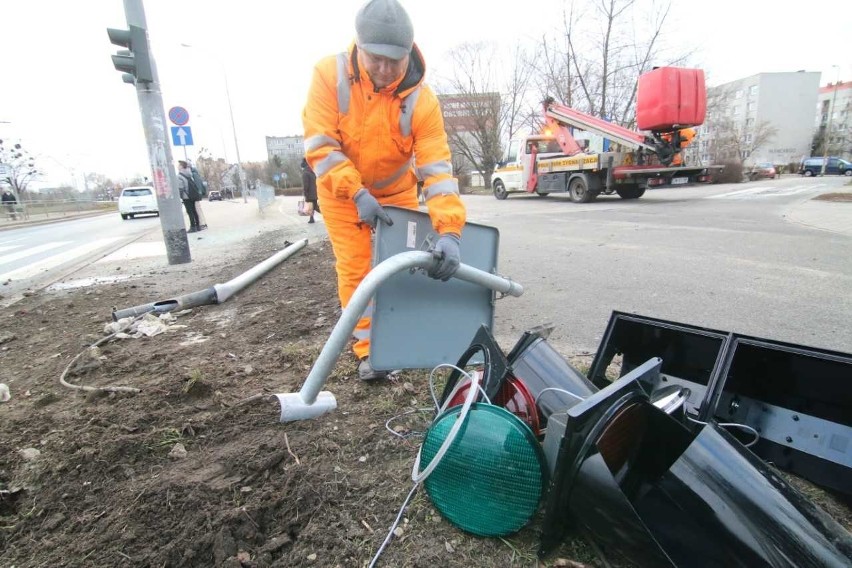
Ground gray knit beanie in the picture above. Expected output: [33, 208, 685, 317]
[355, 0, 413, 60]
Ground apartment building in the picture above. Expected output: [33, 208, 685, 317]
[692, 71, 820, 167]
[815, 80, 851, 160]
[265, 135, 304, 161]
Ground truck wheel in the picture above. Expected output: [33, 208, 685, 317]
[568, 178, 595, 203]
[537, 192, 549, 197]
[121, 214, 128, 220]
[493, 180, 508, 200]
[804, 170, 814, 177]
[616, 186, 646, 200]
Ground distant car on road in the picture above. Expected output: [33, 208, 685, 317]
[118, 186, 159, 220]
[208, 190, 223, 201]
[748, 163, 777, 180]
[799, 157, 852, 177]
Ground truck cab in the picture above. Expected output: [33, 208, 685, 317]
[493, 136, 564, 199]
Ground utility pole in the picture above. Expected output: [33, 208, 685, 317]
[821, 66, 840, 177]
[107, 0, 190, 265]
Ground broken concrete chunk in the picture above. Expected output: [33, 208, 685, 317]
[168, 443, 187, 460]
[19, 447, 41, 461]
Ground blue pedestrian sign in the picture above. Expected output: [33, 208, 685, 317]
[273, 174, 280, 182]
[168, 106, 189, 126]
[171, 126, 193, 146]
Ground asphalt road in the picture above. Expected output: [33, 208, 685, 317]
[467, 176, 852, 355]
[3, 177, 850, 359]
[0, 212, 159, 301]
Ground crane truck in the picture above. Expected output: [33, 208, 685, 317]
[491, 67, 720, 202]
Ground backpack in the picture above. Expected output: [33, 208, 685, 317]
[180, 173, 201, 201]
[191, 169, 208, 197]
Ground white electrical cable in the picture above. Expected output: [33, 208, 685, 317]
[371, 363, 484, 568]
[685, 414, 760, 447]
[367, 483, 419, 568]
[533, 386, 586, 407]
[428, 363, 490, 410]
[384, 408, 433, 440]
[412, 364, 481, 483]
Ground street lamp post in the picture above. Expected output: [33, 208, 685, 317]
[820, 65, 840, 177]
[181, 44, 248, 203]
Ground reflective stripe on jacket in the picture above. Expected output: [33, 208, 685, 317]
[302, 43, 465, 235]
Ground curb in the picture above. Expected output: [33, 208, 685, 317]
[0, 210, 114, 232]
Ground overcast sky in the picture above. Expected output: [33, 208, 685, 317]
[1, 0, 849, 189]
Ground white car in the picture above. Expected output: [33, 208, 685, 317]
[118, 186, 159, 220]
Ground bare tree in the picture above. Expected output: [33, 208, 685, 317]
[701, 91, 778, 166]
[435, 43, 503, 190]
[436, 42, 535, 189]
[535, 0, 687, 128]
[0, 140, 40, 199]
[710, 119, 778, 165]
[501, 44, 537, 142]
[196, 149, 233, 195]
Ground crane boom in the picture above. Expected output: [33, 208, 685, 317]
[544, 100, 657, 153]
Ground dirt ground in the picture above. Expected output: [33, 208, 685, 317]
[0, 228, 599, 568]
[1, 227, 849, 568]
[814, 192, 852, 202]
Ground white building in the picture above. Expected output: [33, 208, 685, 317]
[693, 71, 820, 167]
[265, 135, 304, 162]
[815, 80, 852, 160]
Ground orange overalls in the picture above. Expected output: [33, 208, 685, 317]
[302, 43, 466, 359]
[664, 128, 697, 166]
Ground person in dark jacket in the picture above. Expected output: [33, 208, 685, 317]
[177, 160, 201, 233]
[187, 160, 208, 230]
[301, 158, 320, 224]
[2, 189, 17, 220]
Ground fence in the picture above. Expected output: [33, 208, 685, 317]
[1, 198, 116, 224]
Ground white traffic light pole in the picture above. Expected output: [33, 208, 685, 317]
[113, 0, 191, 265]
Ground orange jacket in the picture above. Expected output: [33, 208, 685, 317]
[302, 43, 465, 236]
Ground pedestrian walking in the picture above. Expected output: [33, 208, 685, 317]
[301, 158, 320, 224]
[2, 189, 17, 221]
[177, 160, 201, 233]
[302, 0, 467, 380]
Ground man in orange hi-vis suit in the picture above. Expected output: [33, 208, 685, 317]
[663, 128, 697, 166]
[303, 0, 467, 381]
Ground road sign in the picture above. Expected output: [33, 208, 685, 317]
[273, 174, 280, 182]
[0, 164, 11, 178]
[171, 126, 193, 146]
[168, 106, 189, 126]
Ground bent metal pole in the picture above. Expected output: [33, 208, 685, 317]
[275, 251, 524, 422]
[112, 239, 308, 320]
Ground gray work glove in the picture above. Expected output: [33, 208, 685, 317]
[428, 233, 461, 281]
[353, 188, 393, 228]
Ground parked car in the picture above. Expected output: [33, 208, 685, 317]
[748, 163, 777, 180]
[117, 186, 158, 220]
[208, 190, 223, 201]
[799, 157, 852, 177]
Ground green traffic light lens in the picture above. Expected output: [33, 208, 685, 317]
[420, 403, 546, 537]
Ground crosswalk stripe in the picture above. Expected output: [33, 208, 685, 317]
[706, 186, 766, 199]
[0, 237, 28, 246]
[0, 241, 72, 267]
[0, 237, 121, 282]
[0, 245, 24, 254]
[708, 183, 826, 200]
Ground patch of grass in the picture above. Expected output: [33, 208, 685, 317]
[182, 369, 203, 394]
[146, 427, 183, 450]
[499, 536, 539, 564]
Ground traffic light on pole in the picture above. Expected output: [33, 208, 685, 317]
[106, 25, 153, 85]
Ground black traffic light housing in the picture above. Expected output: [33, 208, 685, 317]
[107, 25, 153, 85]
